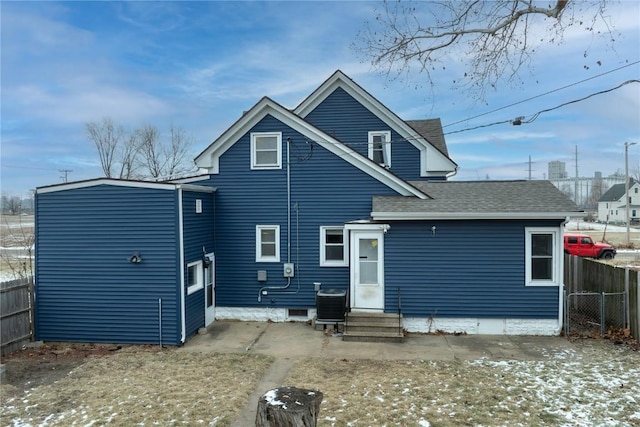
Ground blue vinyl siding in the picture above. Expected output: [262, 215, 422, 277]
[384, 220, 562, 319]
[35, 185, 181, 345]
[207, 114, 399, 308]
[182, 190, 215, 338]
[303, 87, 425, 180]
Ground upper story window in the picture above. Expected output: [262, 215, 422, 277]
[368, 131, 391, 168]
[251, 132, 282, 169]
[320, 226, 347, 266]
[525, 227, 560, 286]
[256, 225, 280, 262]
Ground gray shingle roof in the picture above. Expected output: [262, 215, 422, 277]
[405, 118, 449, 157]
[598, 183, 628, 202]
[372, 180, 582, 218]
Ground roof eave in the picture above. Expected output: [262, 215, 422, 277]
[371, 211, 586, 221]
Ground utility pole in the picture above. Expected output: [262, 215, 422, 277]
[527, 155, 533, 180]
[625, 141, 637, 245]
[574, 146, 579, 206]
[59, 169, 73, 183]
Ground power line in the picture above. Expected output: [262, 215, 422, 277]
[443, 60, 640, 129]
[444, 79, 639, 135]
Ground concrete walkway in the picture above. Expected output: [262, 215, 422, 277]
[179, 321, 576, 426]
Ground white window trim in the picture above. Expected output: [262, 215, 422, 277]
[525, 227, 561, 287]
[256, 225, 280, 262]
[186, 260, 204, 295]
[368, 131, 391, 167]
[320, 226, 348, 267]
[251, 132, 282, 170]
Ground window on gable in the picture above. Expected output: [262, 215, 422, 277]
[251, 132, 282, 169]
[320, 226, 347, 266]
[256, 225, 280, 262]
[368, 131, 391, 167]
[635, 188, 638, 194]
[525, 228, 560, 286]
[186, 261, 203, 295]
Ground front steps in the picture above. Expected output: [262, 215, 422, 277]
[343, 311, 404, 343]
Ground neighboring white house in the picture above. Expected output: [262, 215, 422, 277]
[598, 180, 640, 223]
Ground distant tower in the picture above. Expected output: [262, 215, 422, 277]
[548, 160, 567, 180]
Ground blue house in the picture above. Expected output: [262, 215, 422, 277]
[34, 71, 582, 344]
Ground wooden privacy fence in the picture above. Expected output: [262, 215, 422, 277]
[1, 277, 34, 356]
[565, 255, 639, 340]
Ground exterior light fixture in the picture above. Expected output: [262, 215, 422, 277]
[128, 253, 143, 263]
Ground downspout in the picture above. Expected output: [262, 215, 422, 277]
[178, 187, 186, 343]
[446, 166, 459, 179]
[258, 137, 299, 301]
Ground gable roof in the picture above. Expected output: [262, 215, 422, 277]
[194, 96, 429, 199]
[598, 181, 633, 202]
[294, 70, 457, 177]
[371, 180, 584, 220]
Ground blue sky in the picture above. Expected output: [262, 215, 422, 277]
[1, 1, 639, 197]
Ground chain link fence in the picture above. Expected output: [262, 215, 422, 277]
[564, 291, 627, 338]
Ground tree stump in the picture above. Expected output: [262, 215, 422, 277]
[255, 386, 323, 427]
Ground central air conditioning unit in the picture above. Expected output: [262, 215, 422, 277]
[316, 289, 346, 323]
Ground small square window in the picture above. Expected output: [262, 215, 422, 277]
[251, 132, 282, 169]
[320, 226, 347, 266]
[256, 225, 280, 262]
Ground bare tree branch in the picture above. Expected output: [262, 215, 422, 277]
[355, 0, 613, 97]
[86, 117, 123, 178]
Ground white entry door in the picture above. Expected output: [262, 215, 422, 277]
[204, 253, 215, 326]
[350, 231, 384, 311]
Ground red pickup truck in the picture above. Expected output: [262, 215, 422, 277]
[564, 233, 616, 259]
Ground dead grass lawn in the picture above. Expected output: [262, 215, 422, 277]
[2, 350, 274, 426]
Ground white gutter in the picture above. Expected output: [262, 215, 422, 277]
[371, 211, 586, 220]
[178, 188, 186, 343]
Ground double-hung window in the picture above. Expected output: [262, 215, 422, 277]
[525, 227, 560, 286]
[251, 132, 282, 169]
[368, 131, 391, 167]
[320, 226, 347, 266]
[256, 225, 280, 262]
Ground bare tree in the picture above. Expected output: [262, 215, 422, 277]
[86, 117, 126, 178]
[87, 118, 196, 181]
[136, 124, 195, 180]
[356, 0, 612, 97]
[586, 177, 608, 210]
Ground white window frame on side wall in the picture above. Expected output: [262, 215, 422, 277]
[368, 131, 391, 168]
[525, 227, 561, 287]
[320, 226, 348, 267]
[251, 132, 282, 170]
[186, 260, 204, 295]
[256, 225, 280, 262]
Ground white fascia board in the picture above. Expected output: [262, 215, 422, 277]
[36, 178, 179, 194]
[371, 211, 586, 220]
[177, 184, 217, 193]
[196, 97, 428, 199]
[169, 174, 211, 184]
[294, 71, 456, 177]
